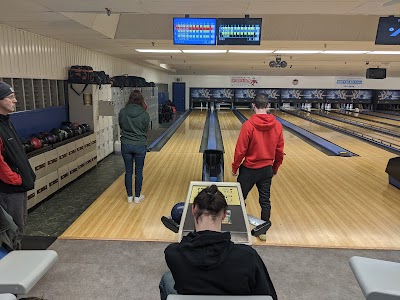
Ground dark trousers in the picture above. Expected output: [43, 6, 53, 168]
[121, 144, 147, 197]
[0, 192, 27, 249]
[237, 165, 273, 222]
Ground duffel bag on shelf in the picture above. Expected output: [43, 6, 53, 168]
[111, 75, 130, 89]
[68, 65, 94, 84]
[127, 76, 147, 87]
[93, 71, 111, 87]
[145, 81, 156, 87]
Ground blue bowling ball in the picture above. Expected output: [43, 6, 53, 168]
[171, 202, 185, 224]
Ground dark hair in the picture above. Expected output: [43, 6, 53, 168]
[253, 93, 269, 109]
[193, 185, 227, 222]
[126, 90, 145, 107]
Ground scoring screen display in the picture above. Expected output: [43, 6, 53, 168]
[173, 18, 216, 45]
[217, 18, 262, 45]
[375, 16, 400, 45]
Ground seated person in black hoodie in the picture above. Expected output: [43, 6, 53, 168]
[159, 184, 277, 300]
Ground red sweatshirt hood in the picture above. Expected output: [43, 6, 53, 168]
[249, 114, 276, 131]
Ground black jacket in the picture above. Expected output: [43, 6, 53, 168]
[0, 114, 35, 193]
[165, 230, 277, 299]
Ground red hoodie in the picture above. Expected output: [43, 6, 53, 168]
[232, 114, 284, 174]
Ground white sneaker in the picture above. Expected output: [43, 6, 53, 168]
[127, 196, 133, 203]
[134, 195, 145, 204]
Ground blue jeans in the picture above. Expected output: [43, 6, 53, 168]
[121, 144, 147, 197]
[159, 271, 178, 300]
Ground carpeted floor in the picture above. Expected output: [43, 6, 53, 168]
[28, 239, 400, 300]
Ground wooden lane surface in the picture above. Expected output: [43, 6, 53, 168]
[327, 111, 400, 133]
[363, 111, 400, 120]
[61, 109, 400, 249]
[60, 111, 206, 241]
[349, 112, 400, 127]
[301, 111, 400, 145]
[274, 110, 397, 157]
[234, 110, 400, 249]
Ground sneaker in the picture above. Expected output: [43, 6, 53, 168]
[134, 195, 145, 204]
[127, 196, 133, 203]
[258, 234, 267, 241]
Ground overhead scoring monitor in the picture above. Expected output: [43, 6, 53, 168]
[173, 18, 217, 45]
[375, 16, 400, 45]
[217, 18, 262, 45]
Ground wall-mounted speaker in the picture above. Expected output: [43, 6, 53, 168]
[366, 68, 386, 79]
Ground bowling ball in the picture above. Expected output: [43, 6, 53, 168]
[45, 133, 57, 144]
[79, 124, 86, 133]
[82, 124, 91, 132]
[30, 137, 42, 150]
[64, 128, 74, 139]
[171, 202, 185, 225]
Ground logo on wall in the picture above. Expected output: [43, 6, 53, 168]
[335, 77, 364, 88]
[231, 76, 260, 87]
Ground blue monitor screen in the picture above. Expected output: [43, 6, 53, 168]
[375, 16, 400, 45]
[173, 18, 216, 45]
[217, 18, 262, 45]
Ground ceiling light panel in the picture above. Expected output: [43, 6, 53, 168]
[135, 49, 182, 53]
[367, 51, 400, 55]
[182, 50, 227, 54]
[322, 51, 369, 54]
[274, 50, 322, 54]
[228, 50, 274, 54]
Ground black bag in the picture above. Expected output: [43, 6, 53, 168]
[127, 76, 147, 87]
[92, 71, 111, 90]
[112, 75, 130, 89]
[146, 81, 156, 87]
[68, 66, 94, 84]
[93, 71, 111, 85]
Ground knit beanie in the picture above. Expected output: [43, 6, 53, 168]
[0, 81, 14, 99]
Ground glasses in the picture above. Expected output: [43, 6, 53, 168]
[5, 94, 16, 100]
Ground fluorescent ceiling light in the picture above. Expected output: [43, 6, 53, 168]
[274, 50, 321, 54]
[228, 50, 274, 54]
[367, 51, 400, 55]
[182, 50, 227, 53]
[322, 51, 368, 54]
[135, 49, 182, 53]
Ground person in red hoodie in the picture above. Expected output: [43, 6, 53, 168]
[232, 93, 284, 236]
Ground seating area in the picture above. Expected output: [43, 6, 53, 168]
[0, 250, 58, 298]
[167, 296, 273, 299]
[350, 256, 400, 300]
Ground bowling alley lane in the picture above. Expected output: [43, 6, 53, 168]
[346, 111, 400, 127]
[226, 109, 399, 248]
[60, 109, 400, 249]
[272, 110, 398, 158]
[323, 111, 400, 133]
[61, 110, 208, 241]
[160, 109, 207, 154]
[298, 111, 400, 146]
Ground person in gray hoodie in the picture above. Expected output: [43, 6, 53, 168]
[119, 90, 150, 204]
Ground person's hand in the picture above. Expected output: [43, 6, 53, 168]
[232, 170, 238, 176]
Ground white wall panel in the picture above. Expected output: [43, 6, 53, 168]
[0, 24, 170, 84]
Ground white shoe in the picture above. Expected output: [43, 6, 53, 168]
[128, 196, 133, 203]
[134, 195, 145, 204]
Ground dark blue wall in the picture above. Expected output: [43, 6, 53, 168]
[10, 106, 69, 138]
